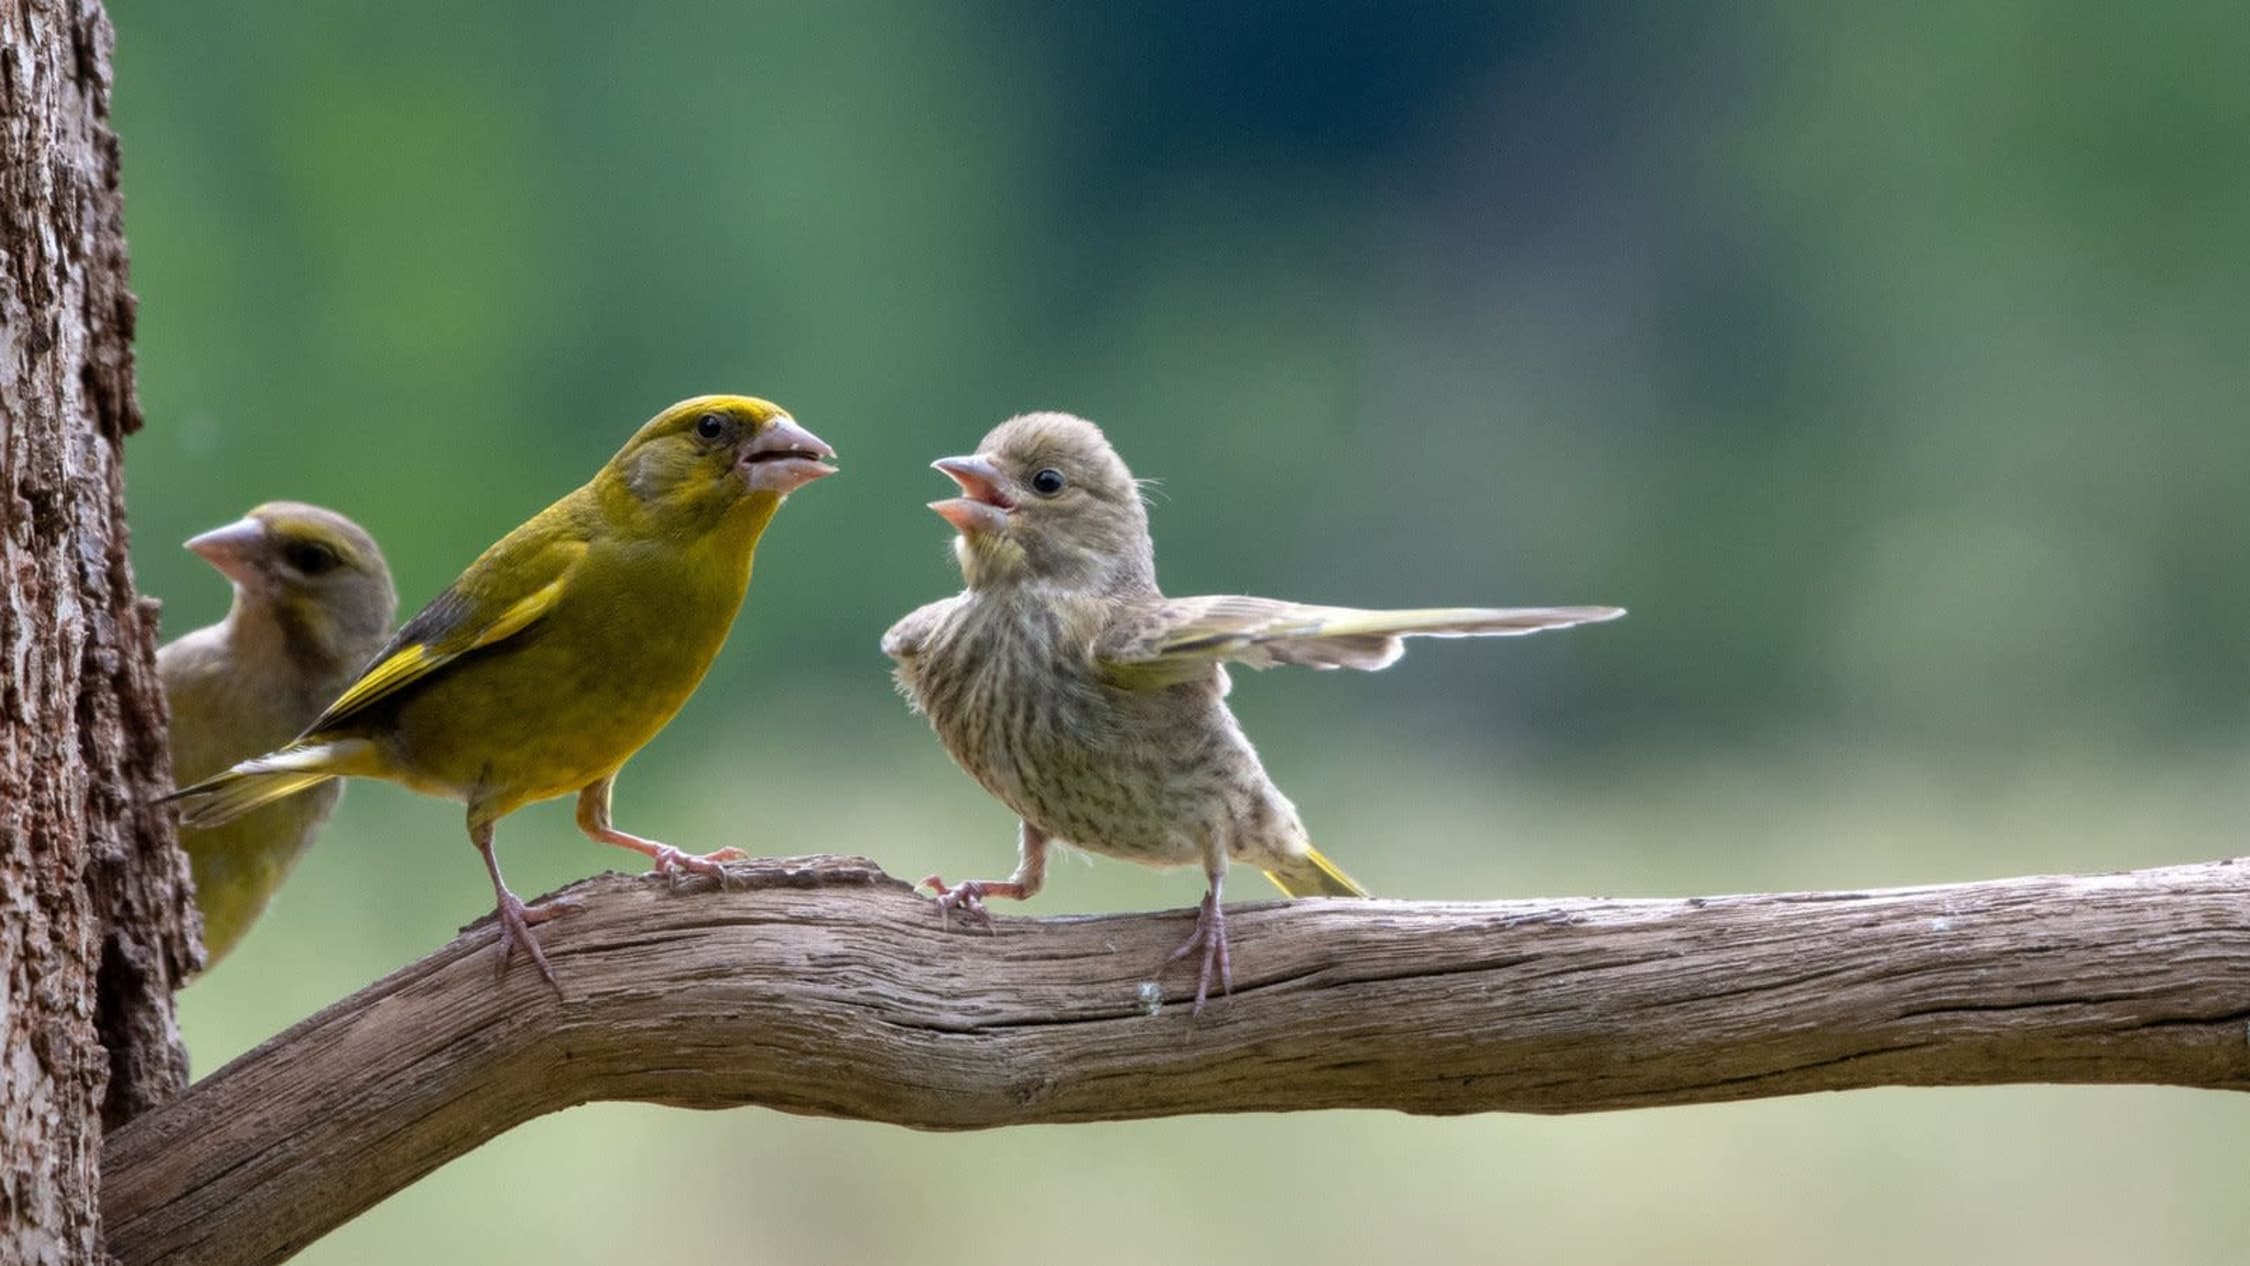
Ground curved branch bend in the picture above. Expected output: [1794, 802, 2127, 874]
[104, 855, 2250, 1265]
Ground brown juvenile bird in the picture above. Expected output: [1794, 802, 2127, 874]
[171, 396, 835, 986]
[884, 412, 1622, 1010]
[160, 503, 398, 972]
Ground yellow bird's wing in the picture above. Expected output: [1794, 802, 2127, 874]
[305, 529, 587, 734]
[1096, 595, 1623, 689]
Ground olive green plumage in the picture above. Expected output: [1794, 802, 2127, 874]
[885, 411, 1623, 1008]
[160, 502, 397, 973]
[169, 396, 837, 986]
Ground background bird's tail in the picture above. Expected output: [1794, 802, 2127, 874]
[165, 741, 358, 829]
[1261, 846, 1370, 898]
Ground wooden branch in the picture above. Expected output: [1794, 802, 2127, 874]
[104, 855, 2250, 1266]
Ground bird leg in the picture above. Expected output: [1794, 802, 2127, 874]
[1166, 865, 1232, 1014]
[575, 777, 746, 882]
[470, 819, 577, 992]
[922, 820, 1048, 928]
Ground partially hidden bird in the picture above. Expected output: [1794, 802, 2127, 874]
[160, 502, 398, 973]
[169, 396, 836, 987]
[884, 412, 1622, 1010]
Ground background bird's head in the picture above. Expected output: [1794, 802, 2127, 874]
[601, 395, 836, 532]
[187, 502, 398, 673]
[930, 412, 1156, 592]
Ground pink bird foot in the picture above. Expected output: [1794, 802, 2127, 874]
[643, 842, 748, 882]
[921, 874, 1031, 930]
[491, 891, 583, 991]
[1166, 890, 1232, 1014]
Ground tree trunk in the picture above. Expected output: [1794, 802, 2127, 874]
[1, 0, 196, 1261]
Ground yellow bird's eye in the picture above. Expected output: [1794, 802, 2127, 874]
[695, 413, 726, 441]
[1030, 468, 1066, 496]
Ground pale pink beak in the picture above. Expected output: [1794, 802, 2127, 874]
[184, 518, 267, 587]
[740, 417, 837, 495]
[930, 455, 1013, 536]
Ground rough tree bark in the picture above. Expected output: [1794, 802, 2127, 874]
[2, 0, 197, 1262]
[102, 854, 2250, 1266]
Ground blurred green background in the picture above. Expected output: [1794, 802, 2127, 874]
[110, 0, 2250, 1262]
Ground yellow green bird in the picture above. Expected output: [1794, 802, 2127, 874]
[884, 412, 1622, 1010]
[160, 503, 397, 973]
[170, 396, 836, 985]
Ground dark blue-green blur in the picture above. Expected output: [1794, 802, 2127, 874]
[113, 2, 2250, 1263]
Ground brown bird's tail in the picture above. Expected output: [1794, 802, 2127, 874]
[1261, 846, 1370, 898]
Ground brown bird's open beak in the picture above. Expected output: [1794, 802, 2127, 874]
[184, 518, 268, 588]
[930, 455, 1014, 536]
[740, 417, 837, 494]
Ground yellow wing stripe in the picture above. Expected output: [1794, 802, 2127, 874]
[311, 572, 571, 728]
[477, 574, 570, 648]
[318, 642, 437, 721]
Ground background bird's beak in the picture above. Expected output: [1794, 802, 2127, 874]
[739, 417, 837, 494]
[184, 518, 268, 587]
[930, 455, 1014, 535]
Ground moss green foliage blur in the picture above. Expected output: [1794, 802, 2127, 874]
[110, 1, 2250, 1263]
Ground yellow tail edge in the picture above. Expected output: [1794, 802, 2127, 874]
[169, 769, 336, 830]
[1261, 845, 1370, 898]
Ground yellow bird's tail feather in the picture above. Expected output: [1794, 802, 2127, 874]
[169, 769, 336, 830]
[1261, 846, 1370, 898]
[165, 740, 366, 830]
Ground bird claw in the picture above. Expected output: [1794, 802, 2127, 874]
[645, 844, 748, 886]
[1165, 892, 1232, 1014]
[921, 874, 997, 932]
[522, 894, 584, 925]
[492, 892, 578, 993]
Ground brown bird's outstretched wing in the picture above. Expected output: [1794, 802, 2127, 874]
[303, 528, 588, 735]
[1095, 596, 1623, 689]
[880, 596, 962, 662]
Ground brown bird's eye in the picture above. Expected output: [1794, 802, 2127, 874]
[1029, 468, 1066, 496]
[695, 412, 727, 440]
[282, 540, 341, 576]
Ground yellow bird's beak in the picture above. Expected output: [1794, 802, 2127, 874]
[738, 417, 836, 495]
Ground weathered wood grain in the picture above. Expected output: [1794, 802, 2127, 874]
[104, 854, 2250, 1266]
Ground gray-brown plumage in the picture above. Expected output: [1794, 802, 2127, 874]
[884, 412, 1623, 1009]
[159, 502, 397, 973]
